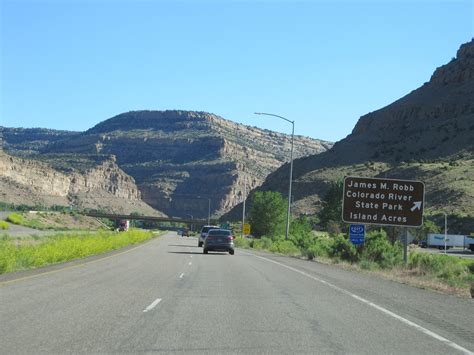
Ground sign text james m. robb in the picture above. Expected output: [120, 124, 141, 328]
[342, 176, 424, 227]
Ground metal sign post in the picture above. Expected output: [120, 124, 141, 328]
[404, 229, 408, 265]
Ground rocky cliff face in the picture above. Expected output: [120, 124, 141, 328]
[0, 151, 161, 215]
[223, 39, 474, 223]
[346, 40, 474, 163]
[16, 110, 331, 218]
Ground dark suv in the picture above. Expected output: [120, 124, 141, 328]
[203, 229, 235, 255]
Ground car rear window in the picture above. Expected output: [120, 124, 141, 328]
[208, 229, 231, 236]
[202, 226, 218, 233]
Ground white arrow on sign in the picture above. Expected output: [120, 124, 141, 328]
[410, 201, 422, 211]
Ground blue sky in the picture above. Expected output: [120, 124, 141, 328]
[1, 0, 473, 142]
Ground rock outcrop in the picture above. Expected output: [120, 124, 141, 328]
[0, 151, 162, 215]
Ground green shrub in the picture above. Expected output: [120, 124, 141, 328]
[269, 240, 300, 256]
[306, 236, 335, 259]
[330, 235, 358, 262]
[361, 230, 403, 269]
[409, 252, 472, 287]
[252, 237, 274, 250]
[359, 259, 380, 271]
[289, 216, 313, 248]
[7, 213, 24, 225]
[233, 237, 250, 248]
[0, 220, 9, 230]
[289, 231, 314, 252]
[468, 263, 474, 274]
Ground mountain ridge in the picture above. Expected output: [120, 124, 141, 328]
[1, 111, 332, 218]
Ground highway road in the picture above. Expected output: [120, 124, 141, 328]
[1, 232, 473, 354]
[0, 211, 51, 237]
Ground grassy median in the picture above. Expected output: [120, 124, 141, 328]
[0, 229, 157, 274]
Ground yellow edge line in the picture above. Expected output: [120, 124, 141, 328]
[0, 235, 160, 287]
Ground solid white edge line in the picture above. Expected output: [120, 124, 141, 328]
[242, 251, 473, 355]
[143, 298, 162, 313]
[179, 273, 184, 278]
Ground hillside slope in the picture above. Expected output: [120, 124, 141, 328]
[224, 39, 474, 228]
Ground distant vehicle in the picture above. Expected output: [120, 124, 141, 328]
[181, 229, 190, 237]
[465, 236, 474, 252]
[198, 225, 219, 247]
[203, 229, 234, 255]
[425, 234, 474, 250]
[118, 220, 130, 232]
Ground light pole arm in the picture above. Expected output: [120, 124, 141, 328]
[254, 112, 294, 125]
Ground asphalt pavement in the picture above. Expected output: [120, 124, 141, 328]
[0, 211, 50, 237]
[1, 232, 473, 354]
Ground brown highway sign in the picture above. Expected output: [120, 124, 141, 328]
[342, 176, 425, 227]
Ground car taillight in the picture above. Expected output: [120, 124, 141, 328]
[207, 236, 214, 240]
[228, 235, 234, 240]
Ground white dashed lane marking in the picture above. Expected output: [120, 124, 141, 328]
[143, 298, 162, 313]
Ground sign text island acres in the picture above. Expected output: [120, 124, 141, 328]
[342, 176, 425, 227]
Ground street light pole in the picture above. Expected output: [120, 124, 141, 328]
[242, 176, 246, 238]
[207, 198, 211, 225]
[444, 212, 448, 254]
[254, 112, 295, 240]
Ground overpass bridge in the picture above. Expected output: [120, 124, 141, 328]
[84, 212, 218, 226]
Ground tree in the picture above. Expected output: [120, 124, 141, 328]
[319, 180, 343, 230]
[249, 191, 286, 238]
